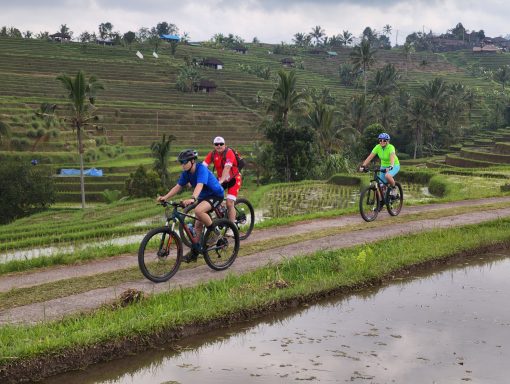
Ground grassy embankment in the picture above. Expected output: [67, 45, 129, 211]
[0, 216, 509, 378]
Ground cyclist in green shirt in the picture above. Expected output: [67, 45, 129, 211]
[360, 133, 400, 189]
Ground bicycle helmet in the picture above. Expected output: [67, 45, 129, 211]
[177, 149, 198, 162]
[378, 132, 391, 141]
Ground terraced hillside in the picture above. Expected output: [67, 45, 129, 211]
[0, 38, 500, 151]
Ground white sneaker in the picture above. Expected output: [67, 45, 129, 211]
[390, 187, 398, 197]
[225, 228, 235, 237]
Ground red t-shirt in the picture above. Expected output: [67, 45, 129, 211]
[203, 148, 238, 180]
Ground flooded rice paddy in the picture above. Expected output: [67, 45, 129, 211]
[42, 249, 510, 384]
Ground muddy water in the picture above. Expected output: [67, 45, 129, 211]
[41, 250, 510, 384]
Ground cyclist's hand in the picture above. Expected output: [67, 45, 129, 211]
[156, 195, 166, 203]
[359, 166, 366, 172]
[182, 198, 195, 207]
[388, 166, 394, 171]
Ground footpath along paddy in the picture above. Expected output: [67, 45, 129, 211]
[0, 197, 510, 383]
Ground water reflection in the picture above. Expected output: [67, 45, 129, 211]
[42, 251, 510, 384]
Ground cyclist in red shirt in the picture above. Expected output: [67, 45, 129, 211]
[203, 136, 242, 224]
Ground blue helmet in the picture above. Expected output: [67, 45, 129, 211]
[378, 132, 390, 141]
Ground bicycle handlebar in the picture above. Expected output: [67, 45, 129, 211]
[158, 200, 185, 208]
[360, 166, 387, 173]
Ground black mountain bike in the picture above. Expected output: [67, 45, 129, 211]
[179, 197, 254, 248]
[138, 201, 240, 283]
[359, 166, 403, 222]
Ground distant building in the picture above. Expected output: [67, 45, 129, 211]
[201, 58, 224, 70]
[160, 34, 180, 42]
[195, 79, 217, 93]
[473, 44, 500, 54]
[281, 57, 295, 67]
[327, 51, 338, 57]
[232, 45, 248, 54]
[96, 39, 114, 46]
[49, 32, 71, 42]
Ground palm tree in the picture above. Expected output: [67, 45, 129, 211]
[383, 24, 392, 37]
[419, 78, 448, 130]
[151, 133, 176, 188]
[376, 96, 396, 131]
[350, 39, 377, 96]
[493, 65, 510, 91]
[310, 25, 325, 46]
[407, 97, 430, 159]
[339, 30, 353, 46]
[402, 42, 415, 76]
[293, 32, 306, 47]
[266, 70, 309, 128]
[369, 63, 399, 99]
[56, 70, 104, 209]
[306, 101, 340, 156]
[343, 94, 372, 135]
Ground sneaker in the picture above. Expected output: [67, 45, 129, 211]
[183, 249, 198, 263]
[225, 228, 235, 237]
[390, 186, 398, 196]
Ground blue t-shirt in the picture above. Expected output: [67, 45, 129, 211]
[177, 163, 224, 199]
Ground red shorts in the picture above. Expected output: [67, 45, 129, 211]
[226, 175, 242, 200]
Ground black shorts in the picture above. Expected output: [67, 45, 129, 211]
[198, 195, 223, 209]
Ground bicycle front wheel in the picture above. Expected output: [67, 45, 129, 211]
[386, 182, 404, 216]
[203, 218, 240, 271]
[138, 227, 182, 283]
[359, 186, 379, 222]
[234, 198, 255, 240]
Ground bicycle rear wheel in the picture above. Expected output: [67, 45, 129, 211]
[203, 218, 240, 271]
[138, 227, 182, 283]
[386, 182, 404, 216]
[234, 198, 255, 240]
[359, 185, 379, 222]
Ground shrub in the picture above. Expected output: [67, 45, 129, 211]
[0, 160, 56, 224]
[101, 189, 127, 204]
[125, 165, 161, 198]
[428, 175, 449, 197]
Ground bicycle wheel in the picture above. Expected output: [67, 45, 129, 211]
[359, 185, 379, 222]
[138, 227, 182, 283]
[386, 182, 404, 216]
[178, 202, 198, 248]
[234, 198, 255, 240]
[203, 218, 240, 271]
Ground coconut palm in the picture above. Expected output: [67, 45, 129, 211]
[151, 133, 175, 188]
[343, 94, 372, 135]
[376, 96, 396, 131]
[306, 101, 341, 156]
[310, 25, 325, 46]
[339, 30, 354, 46]
[369, 63, 399, 99]
[266, 70, 309, 128]
[350, 39, 377, 96]
[402, 42, 415, 76]
[56, 70, 104, 209]
[407, 97, 431, 159]
[383, 24, 392, 37]
[493, 65, 510, 91]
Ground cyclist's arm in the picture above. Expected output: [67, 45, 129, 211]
[362, 152, 376, 167]
[218, 164, 232, 184]
[389, 152, 395, 167]
[158, 184, 182, 202]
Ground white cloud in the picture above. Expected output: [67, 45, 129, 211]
[1, 0, 509, 43]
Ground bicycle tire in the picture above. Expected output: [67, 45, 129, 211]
[138, 227, 182, 283]
[386, 182, 404, 216]
[234, 198, 255, 240]
[202, 218, 240, 271]
[359, 185, 379, 222]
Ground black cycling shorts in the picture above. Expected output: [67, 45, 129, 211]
[199, 195, 223, 209]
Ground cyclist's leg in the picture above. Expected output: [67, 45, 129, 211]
[226, 176, 242, 222]
[385, 165, 400, 187]
[195, 196, 223, 228]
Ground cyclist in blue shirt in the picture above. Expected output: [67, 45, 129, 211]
[157, 149, 224, 257]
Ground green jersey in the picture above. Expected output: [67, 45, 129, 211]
[371, 143, 400, 167]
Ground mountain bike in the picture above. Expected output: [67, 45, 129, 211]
[138, 201, 240, 283]
[178, 197, 254, 247]
[359, 166, 403, 222]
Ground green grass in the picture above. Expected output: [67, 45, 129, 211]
[0, 217, 509, 365]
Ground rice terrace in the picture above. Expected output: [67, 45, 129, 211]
[0, 14, 510, 383]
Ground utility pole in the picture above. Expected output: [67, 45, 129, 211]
[395, 29, 399, 46]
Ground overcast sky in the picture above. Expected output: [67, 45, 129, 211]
[2, 0, 509, 44]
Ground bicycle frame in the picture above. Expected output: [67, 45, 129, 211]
[164, 203, 202, 246]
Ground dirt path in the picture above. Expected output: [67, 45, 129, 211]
[1, 197, 509, 325]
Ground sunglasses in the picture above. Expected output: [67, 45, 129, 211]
[378, 139, 388, 143]
[214, 143, 225, 146]
[179, 160, 189, 165]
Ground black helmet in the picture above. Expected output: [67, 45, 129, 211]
[177, 149, 198, 162]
